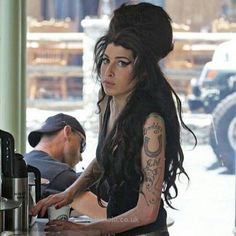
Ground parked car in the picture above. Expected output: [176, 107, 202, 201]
[188, 61, 236, 113]
[187, 40, 236, 173]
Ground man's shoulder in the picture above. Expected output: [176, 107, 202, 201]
[24, 150, 74, 177]
[24, 150, 57, 165]
[24, 150, 50, 160]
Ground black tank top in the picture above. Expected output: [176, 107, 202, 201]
[96, 99, 167, 236]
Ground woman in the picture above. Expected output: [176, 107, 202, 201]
[32, 3, 196, 236]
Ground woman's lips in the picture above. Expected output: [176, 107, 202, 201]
[102, 80, 115, 88]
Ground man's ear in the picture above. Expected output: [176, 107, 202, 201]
[63, 125, 72, 139]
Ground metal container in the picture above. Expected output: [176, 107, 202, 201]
[3, 177, 29, 233]
[0, 130, 40, 234]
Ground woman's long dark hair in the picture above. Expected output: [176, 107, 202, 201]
[94, 3, 197, 209]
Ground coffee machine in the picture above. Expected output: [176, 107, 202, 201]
[0, 129, 41, 234]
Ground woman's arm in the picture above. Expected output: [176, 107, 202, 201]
[31, 158, 102, 217]
[138, 113, 166, 221]
[46, 113, 166, 235]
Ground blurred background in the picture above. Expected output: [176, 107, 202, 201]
[3, 0, 236, 235]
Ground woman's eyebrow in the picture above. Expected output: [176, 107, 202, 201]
[104, 53, 132, 61]
[116, 56, 131, 60]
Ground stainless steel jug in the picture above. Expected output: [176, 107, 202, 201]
[2, 154, 41, 233]
[0, 130, 41, 234]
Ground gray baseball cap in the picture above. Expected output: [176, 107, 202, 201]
[28, 113, 85, 147]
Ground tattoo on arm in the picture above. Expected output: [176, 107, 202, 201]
[142, 114, 165, 206]
[144, 135, 162, 157]
[92, 161, 102, 180]
[143, 159, 162, 205]
[79, 160, 101, 190]
[143, 119, 163, 158]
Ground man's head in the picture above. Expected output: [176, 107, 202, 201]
[28, 113, 86, 167]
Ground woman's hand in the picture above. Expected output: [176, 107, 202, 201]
[31, 190, 74, 217]
[45, 220, 101, 236]
[31, 159, 100, 217]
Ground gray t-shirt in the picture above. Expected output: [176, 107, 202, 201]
[24, 150, 80, 198]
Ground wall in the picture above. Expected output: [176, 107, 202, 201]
[166, 0, 223, 31]
[26, 0, 41, 19]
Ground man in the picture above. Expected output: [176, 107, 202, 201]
[25, 113, 107, 219]
[24, 113, 86, 198]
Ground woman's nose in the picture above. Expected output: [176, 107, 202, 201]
[105, 64, 114, 77]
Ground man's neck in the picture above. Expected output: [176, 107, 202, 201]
[34, 143, 60, 162]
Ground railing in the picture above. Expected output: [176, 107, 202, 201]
[26, 33, 84, 101]
[26, 32, 236, 100]
[27, 32, 84, 43]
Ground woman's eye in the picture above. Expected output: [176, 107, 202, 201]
[117, 60, 131, 67]
[101, 58, 109, 64]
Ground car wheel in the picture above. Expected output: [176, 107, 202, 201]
[210, 93, 236, 173]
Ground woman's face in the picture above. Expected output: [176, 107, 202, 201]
[101, 43, 136, 98]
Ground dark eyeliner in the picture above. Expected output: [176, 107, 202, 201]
[120, 60, 132, 66]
